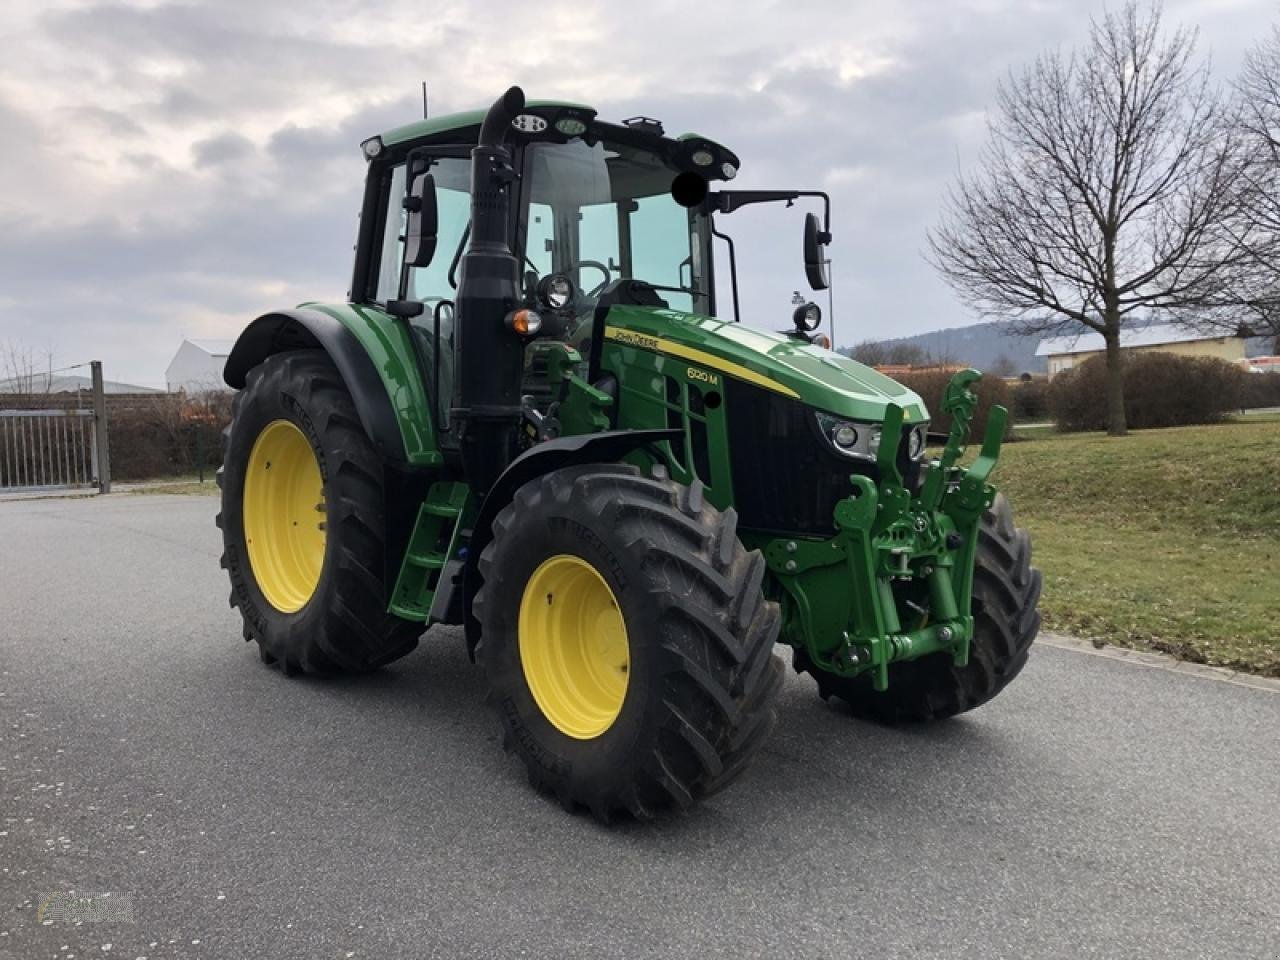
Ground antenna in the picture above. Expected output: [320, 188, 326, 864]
[422, 82, 428, 119]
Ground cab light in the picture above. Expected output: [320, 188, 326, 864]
[555, 117, 587, 136]
[512, 114, 548, 133]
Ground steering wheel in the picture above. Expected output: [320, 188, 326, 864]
[562, 260, 612, 299]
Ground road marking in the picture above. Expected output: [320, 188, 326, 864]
[1038, 633, 1279, 692]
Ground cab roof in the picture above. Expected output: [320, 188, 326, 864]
[379, 100, 595, 146]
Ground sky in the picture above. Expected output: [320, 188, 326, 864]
[0, 0, 1271, 388]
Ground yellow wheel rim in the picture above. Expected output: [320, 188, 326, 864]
[518, 554, 630, 740]
[243, 419, 325, 613]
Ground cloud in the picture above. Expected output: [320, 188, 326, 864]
[192, 132, 255, 168]
[0, 0, 1270, 385]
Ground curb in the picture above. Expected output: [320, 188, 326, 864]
[1038, 632, 1280, 693]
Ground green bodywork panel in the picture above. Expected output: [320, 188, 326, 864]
[596, 305, 927, 423]
[297, 301, 441, 466]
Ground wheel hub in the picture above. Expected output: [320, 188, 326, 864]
[243, 419, 325, 613]
[517, 554, 629, 739]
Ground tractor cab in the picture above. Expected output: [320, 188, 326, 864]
[349, 98, 848, 460]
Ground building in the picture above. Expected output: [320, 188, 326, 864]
[1035, 324, 1247, 378]
[0, 373, 161, 395]
[166, 339, 234, 394]
[1242, 355, 1280, 374]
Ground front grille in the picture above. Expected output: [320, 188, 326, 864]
[724, 379, 918, 536]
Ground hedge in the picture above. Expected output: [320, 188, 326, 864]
[891, 368, 1012, 441]
[1048, 352, 1246, 432]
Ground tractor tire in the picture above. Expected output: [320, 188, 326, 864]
[794, 492, 1041, 722]
[474, 463, 784, 821]
[217, 349, 420, 675]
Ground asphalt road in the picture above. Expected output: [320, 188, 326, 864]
[2, 495, 1277, 960]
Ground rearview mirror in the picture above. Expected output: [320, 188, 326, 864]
[403, 172, 438, 268]
[804, 212, 829, 291]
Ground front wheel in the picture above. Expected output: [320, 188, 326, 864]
[474, 464, 784, 820]
[794, 492, 1041, 722]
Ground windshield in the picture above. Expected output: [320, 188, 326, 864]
[519, 139, 711, 320]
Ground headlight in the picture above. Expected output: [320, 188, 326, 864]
[537, 273, 575, 311]
[908, 424, 927, 460]
[793, 302, 822, 332]
[815, 413, 930, 463]
[815, 412, 881, 462]
[690, 148, 715, 167]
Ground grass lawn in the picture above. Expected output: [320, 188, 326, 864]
[994, 419, 1279, 676]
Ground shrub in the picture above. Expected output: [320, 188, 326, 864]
[1010, 378, 1050, 422]
[1049, 352, 1246, 432]
[106, 392, 231, 482]
[1239, 371, 1280, 410]
[892, 368, 1012, 440]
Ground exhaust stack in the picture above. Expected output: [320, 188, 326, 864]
[452, 85, 526, 494]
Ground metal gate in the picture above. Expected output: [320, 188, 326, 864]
[0, 409, 100, 494]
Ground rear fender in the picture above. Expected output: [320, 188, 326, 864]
[224, 306, 441, 466]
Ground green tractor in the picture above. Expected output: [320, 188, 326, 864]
[218, 86, 1040, 819]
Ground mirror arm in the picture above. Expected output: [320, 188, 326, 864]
[707, 189, 831, 240]
[710, 216, 741, 324]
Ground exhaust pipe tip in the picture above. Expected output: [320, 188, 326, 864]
[479, 85, 526, 147]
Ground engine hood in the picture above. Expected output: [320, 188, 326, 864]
[599, 306, 928, 423]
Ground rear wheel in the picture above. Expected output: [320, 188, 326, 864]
[794, 493, 1041, 722]
[475, 464, 784, 820]
[217, 350, 420, 674]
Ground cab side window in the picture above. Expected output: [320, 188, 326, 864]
[375, 164, 408, 304]
[374, 157, 472, 306]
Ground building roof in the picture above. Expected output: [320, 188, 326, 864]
[186, 339, 235, 357]
[1035, 323, 1235, 358]
[0, 374, 163, 394]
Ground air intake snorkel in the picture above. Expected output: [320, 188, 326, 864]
[452, 85, 526, 494]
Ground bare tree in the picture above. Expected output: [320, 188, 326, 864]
[928, 2, 1240, 434]
[0, 340, 55, 395]
[848, 340, 929, 367]
[1191, 25, 1280, 352]
[989, 352, 1018, 377]
[848, 340, 889, 366]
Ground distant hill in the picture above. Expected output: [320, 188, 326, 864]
[843, 319, 1273, 374]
